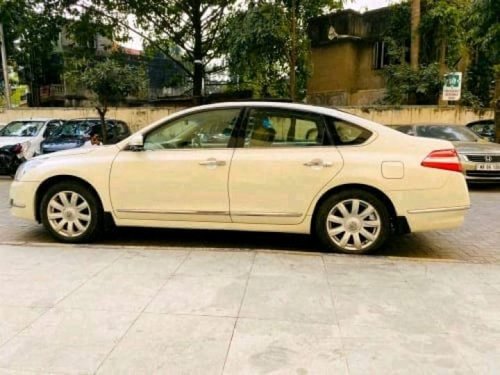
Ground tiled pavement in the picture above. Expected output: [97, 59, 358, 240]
[1, 178, 500, 263]
[0, 245, 499, 374]
[1, 178, 500, 373]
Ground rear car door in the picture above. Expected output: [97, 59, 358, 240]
[229, 107, 344, 225]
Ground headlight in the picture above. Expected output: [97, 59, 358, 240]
[20, 141, 32, 158]
[15, 159, 45, 181]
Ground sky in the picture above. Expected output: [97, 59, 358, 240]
[346, 0, 400, 11]
[122, 0, 400, 50]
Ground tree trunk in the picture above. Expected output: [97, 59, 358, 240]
[410, 0, 420, 71]
[96, 106, 108, 144]
[192, 0, 204, 101]
[289, 0, 297, 101]
[495, 70, 500, 144]
[439, 40, 447, 75]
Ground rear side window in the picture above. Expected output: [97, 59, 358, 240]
[327, 117, 373, 146]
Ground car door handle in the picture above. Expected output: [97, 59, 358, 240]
[304, 159, 332, 168]
[199, 158, 226, 167]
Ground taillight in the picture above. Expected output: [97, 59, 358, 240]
[12, 144, 23, 155]
[421, 149, 462, 172]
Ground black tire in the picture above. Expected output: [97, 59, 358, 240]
[314, 189, 391, 254]
[40, 181, 103, 243]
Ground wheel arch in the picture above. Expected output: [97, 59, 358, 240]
[35, 175, 104, 223]
[310, 183, 401, 234]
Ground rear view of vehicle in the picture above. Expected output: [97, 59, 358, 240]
[394, 124, 500, 183]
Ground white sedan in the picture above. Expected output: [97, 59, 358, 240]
[10, 102, 470, 254]
[0, 118, 64, 159]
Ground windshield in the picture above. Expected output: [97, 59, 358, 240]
[416, 125, 480, 142]
[51, 120, 99, 137]
[0, 121, 45, 137]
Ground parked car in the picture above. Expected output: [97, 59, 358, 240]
[40, 118, 131, 154]
[466, 119, 495, 142]
[10, 102, 470, 254]
[0, 118, 63, 160]
[0, 143, 26, 176]
[393, 124, 500, 183]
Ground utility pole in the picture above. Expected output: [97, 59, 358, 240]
[0, 23, 12, 109]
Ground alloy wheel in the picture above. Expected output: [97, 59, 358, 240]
[326, 199, 381, 252]
[46, 191, 91, 238]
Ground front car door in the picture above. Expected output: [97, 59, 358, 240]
[109, 108, 242, 223]
[229, 107, 344, 225]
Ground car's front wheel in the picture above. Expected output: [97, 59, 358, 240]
[40, 181, 103, 243]
[314, 189, 391, 254]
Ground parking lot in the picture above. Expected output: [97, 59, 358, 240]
[1, 178, 500, 263]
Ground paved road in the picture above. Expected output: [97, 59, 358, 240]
[1, 177, 500, 262]
[0, 244, 499, 374]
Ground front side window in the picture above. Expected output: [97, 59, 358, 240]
[244, 108, 325, 148]
[0, 121, 45, 137]
[327, 117, 373, 146]
[144, 109, 240, 150]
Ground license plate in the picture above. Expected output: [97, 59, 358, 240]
[476, 163, 500, 171]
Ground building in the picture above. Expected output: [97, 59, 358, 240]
[307, 7, 394, 106]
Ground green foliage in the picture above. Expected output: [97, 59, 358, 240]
[380, 0, 496, 106]
[66, 57, 144, 142]
[419, 0, 470, 66]
[382, 63, 442, 105]
[224, 3, 289, 97]
[0, 0, 64, 104]
[67, 58, 143, 108]
[464, 0, 499, 107]
[223, 0, 341, 99]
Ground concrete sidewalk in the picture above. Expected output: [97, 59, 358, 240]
[0, 244, 499, 374]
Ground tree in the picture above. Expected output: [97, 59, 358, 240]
[53, 0, 236, 99]
[224, 3, 289, 98]
[68, 58, 143, 143]
[0, 0, 64, 105]
[381, 0, 477, 105]
[224, 0, 342, 100]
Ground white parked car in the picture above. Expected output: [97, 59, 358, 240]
[10, 102, 470, 254]
[0, 118, 64, 159]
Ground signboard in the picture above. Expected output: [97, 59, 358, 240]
[443, 72, 462, 101]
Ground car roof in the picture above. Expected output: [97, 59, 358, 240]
[8, 118, 55, 122]
[466, 119, 494, 125]
[66, 118, 122, 121]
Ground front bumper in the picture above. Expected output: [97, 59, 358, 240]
[9, 180, 39, 221]
[461, 160, 500, 182]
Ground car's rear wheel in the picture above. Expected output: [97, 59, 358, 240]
[314, 189, 391, 254]
[40, 181, 103, 243]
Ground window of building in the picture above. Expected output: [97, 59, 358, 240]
[372, 41, 389, 70]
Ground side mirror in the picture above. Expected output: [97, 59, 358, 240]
[127, 134, 144, 151]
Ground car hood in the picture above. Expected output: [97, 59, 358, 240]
[0, 136, 33, 147]
[35, 146, 98, 160]
[453, 141, 500, 154]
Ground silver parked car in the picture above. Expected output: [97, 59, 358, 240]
[394, 124, 500, 183]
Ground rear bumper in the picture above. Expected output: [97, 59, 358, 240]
[389, 173, 470, 233]
[405, 206, 469, 232]
[9, 180, 39, 221]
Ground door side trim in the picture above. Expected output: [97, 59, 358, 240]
[116, 209, 230, 216]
